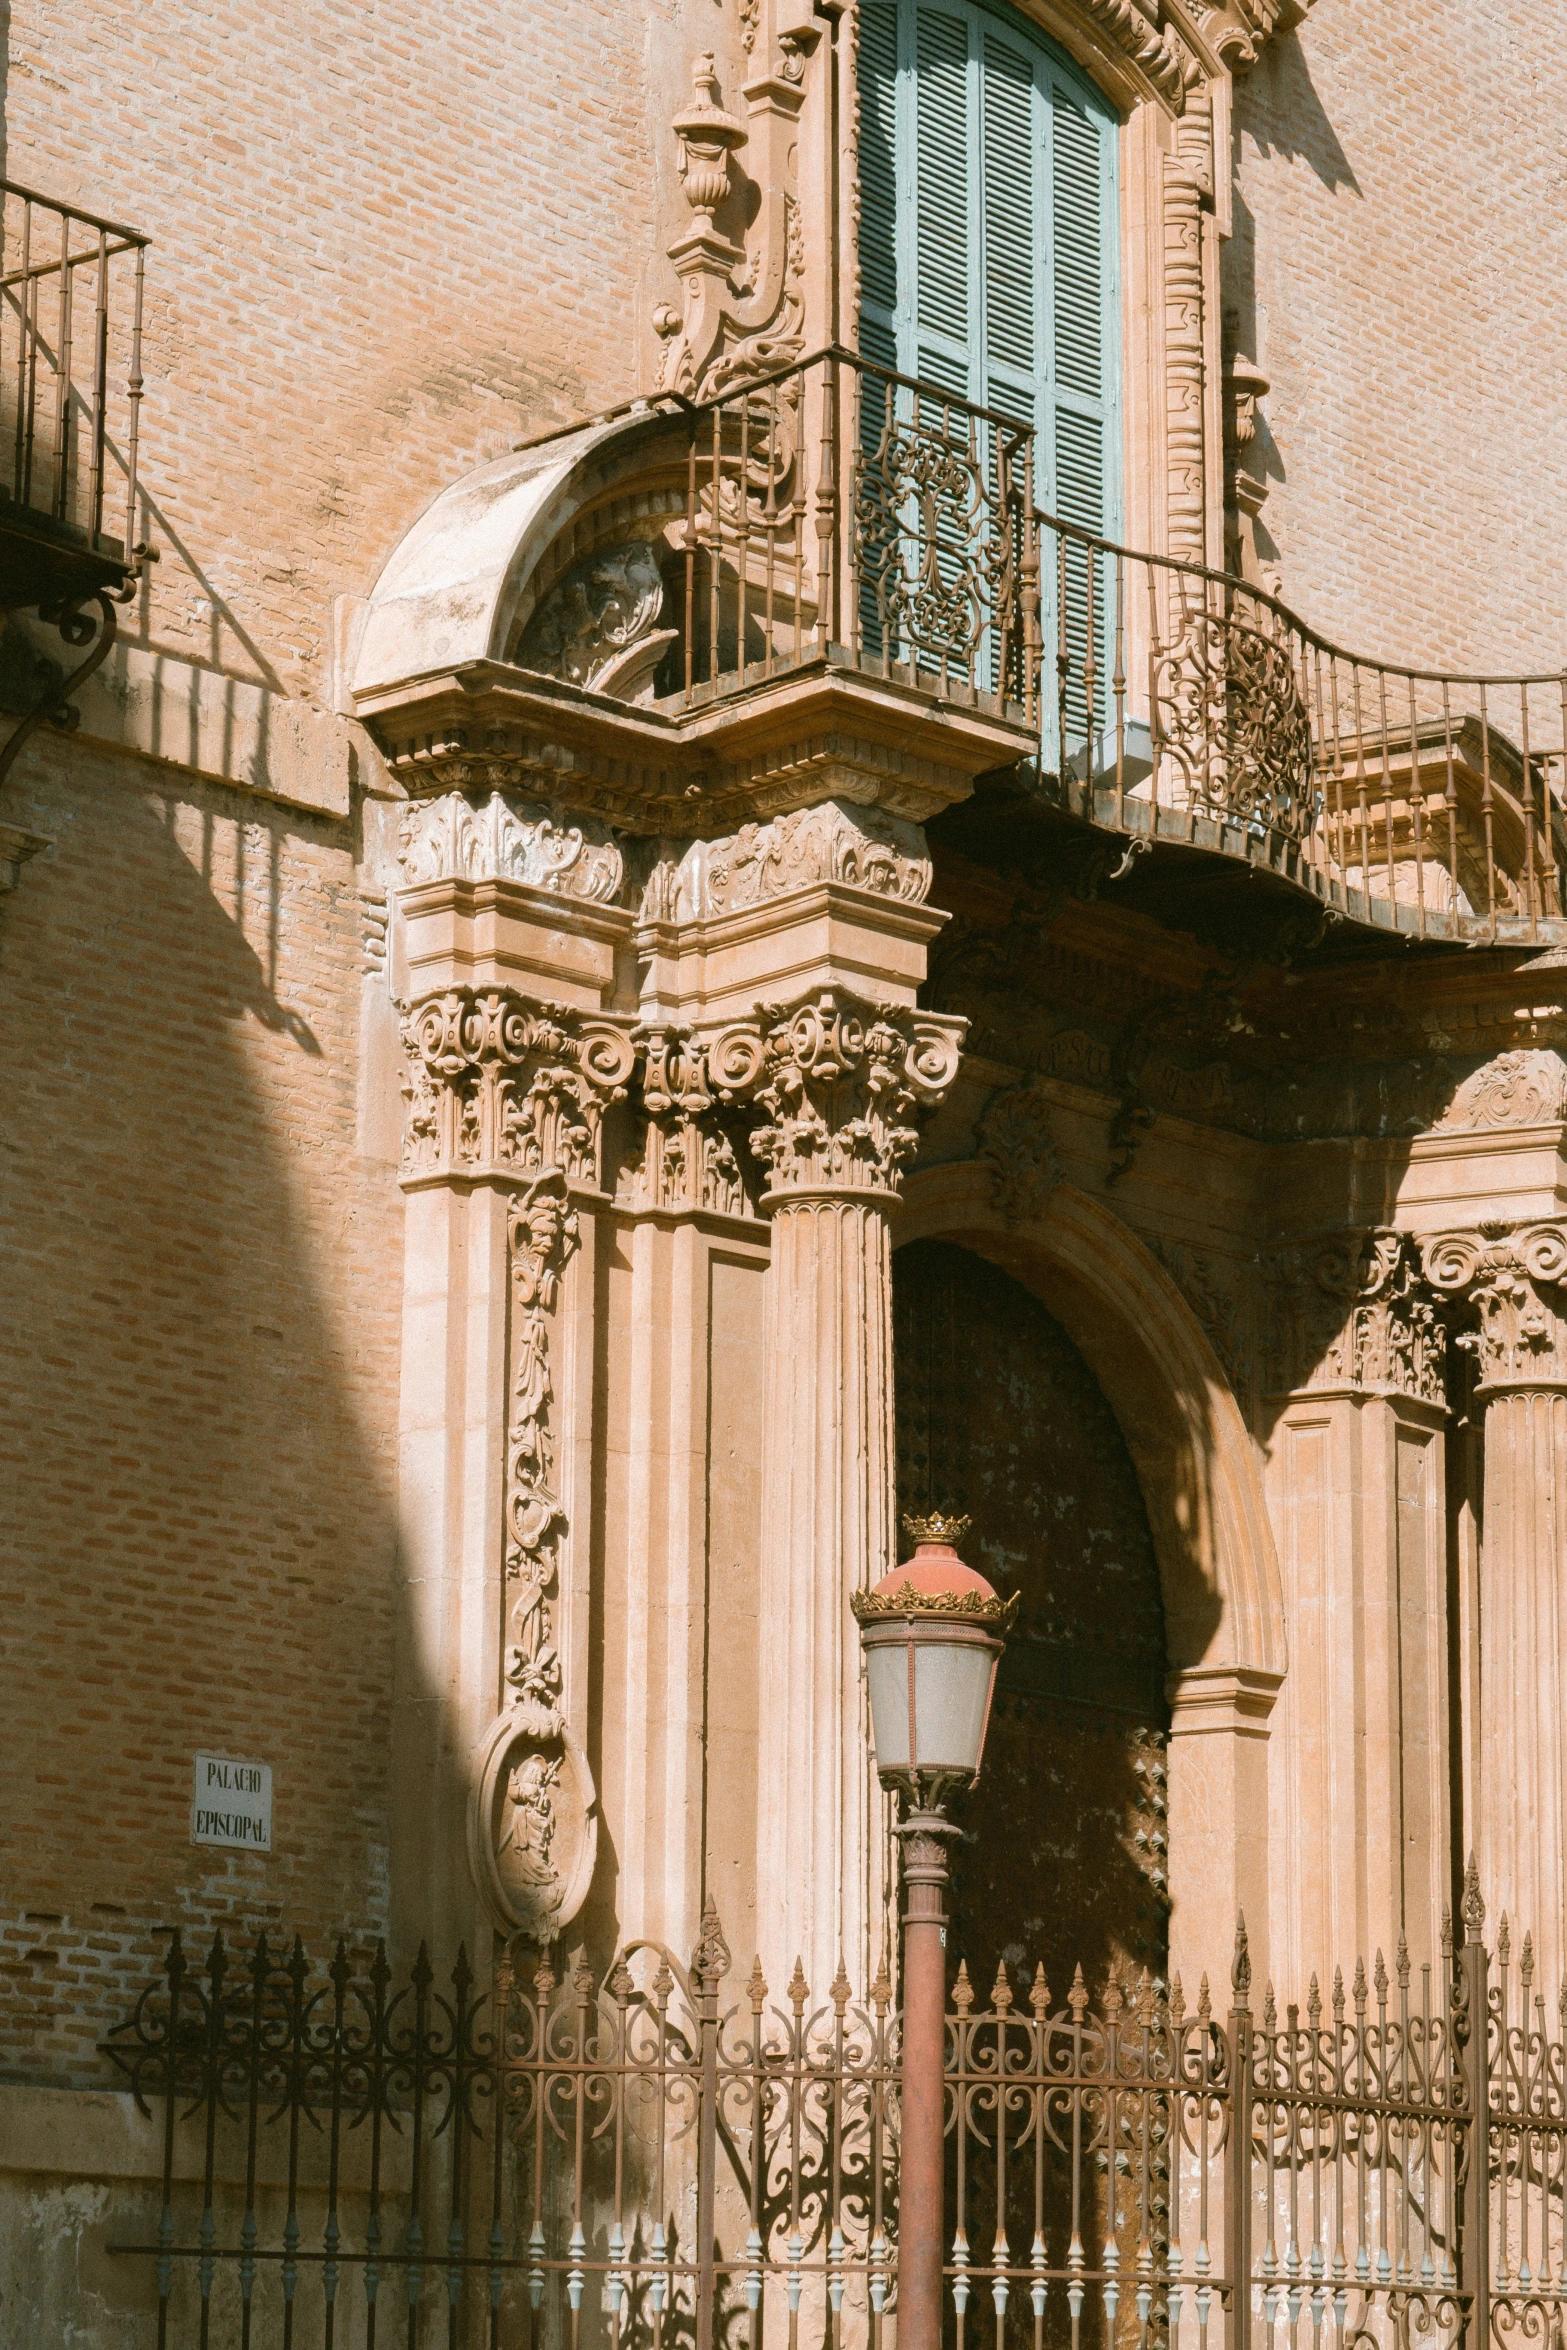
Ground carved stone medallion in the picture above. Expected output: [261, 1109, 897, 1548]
[469, 1709, 598, 1944]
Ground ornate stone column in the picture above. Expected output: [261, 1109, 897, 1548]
[711, 990, 964, 1996]
[391, 792, 637, 1965]
[1263, 1230, 1450, 1977]
[1424, 1222, 1567, 1984]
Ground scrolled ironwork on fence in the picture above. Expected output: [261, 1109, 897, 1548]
[101, 1872, 1567, 2350]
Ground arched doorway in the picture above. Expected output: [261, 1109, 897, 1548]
[893, 1237, 1171, 1996]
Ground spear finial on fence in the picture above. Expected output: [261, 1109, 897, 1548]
[1308, 1973, 1321, 2032]
[871, 1953, 892, 2015]
[1030, 1963, 1051, 2021]
[1170, 1972, 1186, 2029]
[1498, 1913, 1511, 1968]
[954, 1959, 974, 2015]
[1137, 1969, 1156, 2028]
[1231, 1913, 1252, 2007]
[787, 1957, 808, 2015]
[1263, 1981, 1277, 2035]
[1353, 1956, 1368, 2012]
[1462, 1853, 1485, 1943]
[1332, 1966, 1345, 2024]
[1521, 1930, 1535, 1996]
[747, 1955, 767, 2013]
[1441, 1906, 1453, 1961]
[1197, 1972, 1212, 2024]
[991, 1959, 1014, 2015]
[1396, 1934, 1410, 1991]
[1374, 1949, 1388, 2005]
[1068, 1962, 1089, 2021]
[693, 1897, 731, 1989]
[831, 1954, 852, 2013]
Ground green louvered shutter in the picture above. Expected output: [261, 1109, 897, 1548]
[855, 0, 1119, 709]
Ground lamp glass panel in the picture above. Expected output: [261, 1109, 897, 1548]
[911, 1641, 995, 1774]
[865, 1642, 912, 1770]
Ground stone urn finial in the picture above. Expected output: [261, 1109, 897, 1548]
[672, 53, 747, 233]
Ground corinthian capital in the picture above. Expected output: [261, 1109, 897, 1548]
[710, 988, 964, 1201]
[1423, 1223, 1567, 1390]
[1265, 1228, 1445, 1403]
[400, 988, 636, 1186]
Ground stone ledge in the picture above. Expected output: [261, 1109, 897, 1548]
[0, 2080, 408, 2192]
[17, 617, 369, 820]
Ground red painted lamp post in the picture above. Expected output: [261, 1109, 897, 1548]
[852, 1514, 1017, 2350]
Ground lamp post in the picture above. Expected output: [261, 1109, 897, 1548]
[852, 1512, 1016, 2350]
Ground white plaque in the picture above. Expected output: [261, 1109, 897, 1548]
[191, 1753, 273, 1851]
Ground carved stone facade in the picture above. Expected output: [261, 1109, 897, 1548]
[399, 991, 637, 1185]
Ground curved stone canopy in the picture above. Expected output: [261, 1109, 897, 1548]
[352, 404, 685, 704]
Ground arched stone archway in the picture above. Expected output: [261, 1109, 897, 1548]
[895, 1237, 1170, 1998]
[897, 1163, 1286, 1990]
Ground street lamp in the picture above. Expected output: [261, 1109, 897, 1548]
[852, 1512, 1017, 2350]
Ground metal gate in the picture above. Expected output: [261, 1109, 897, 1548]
[103, 1869, 1557, 2350]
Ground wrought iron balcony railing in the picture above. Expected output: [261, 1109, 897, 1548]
[1038, 514, 1567, 948]
[0, 177, 147, 611]
[640, 346, 1039, 726]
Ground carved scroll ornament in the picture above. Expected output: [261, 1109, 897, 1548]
[400, 989, 637, 1185]
[399, 791, 627, 903]
[977, 1079, 1063, 1225]
[1266, 1227, 1445, 1403]
[618, 1024, 755, 1218]
[1423, 1223, 1567, 1391]
[642, 798, 933, 922]
[711, 986, 965, 1199]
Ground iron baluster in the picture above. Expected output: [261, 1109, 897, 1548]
[1228, 1920, 1255, 2350]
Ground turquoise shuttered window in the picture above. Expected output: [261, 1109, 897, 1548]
[857, 0, 1120, 731]
[856, 0, 1121, 534]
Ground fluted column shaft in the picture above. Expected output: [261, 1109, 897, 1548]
[758, 1194, 896, 1996]
[1425, 1222, 1567, 1986]
[711, 986, 964, 1999]
[1476, 1382, 1567, 1983]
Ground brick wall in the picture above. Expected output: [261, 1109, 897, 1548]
[0, 734, 402, 2086]
[1232, 0, 1567, 673]
[3, 0, 663, 705]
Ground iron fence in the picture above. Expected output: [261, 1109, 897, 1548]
[1038, 513, 1567, 946]
[99, 1872, 1567, 2350]
[0, 176, 148, 569]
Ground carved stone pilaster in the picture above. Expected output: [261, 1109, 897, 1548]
[1423, 1223, 1567, 1390]
[468, 1170, 599, 1945]
[399, 989, 637, 1187]
[712, 988, 964, 1200]
[1265, 1228, 1445, 1402]
[1163, 98, 1212, 568]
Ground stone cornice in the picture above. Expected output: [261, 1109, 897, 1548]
[710, 987, 966, 1202]
[1423, 1223, 1567, 1393]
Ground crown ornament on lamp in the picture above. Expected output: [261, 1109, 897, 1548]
[851, 1511, 1017, 1806]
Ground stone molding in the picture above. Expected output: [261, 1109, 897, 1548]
[642, 797, 932, 923]
[399, 989, 638, 1187]
[712, 987, 965, 1201]
[1423, 1223, 1567, 1392]
[1265, 1228, 1445, 1404]
[398, 789, 627, 905]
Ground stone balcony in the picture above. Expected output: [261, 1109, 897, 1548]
[352, 346, 1567, 953]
